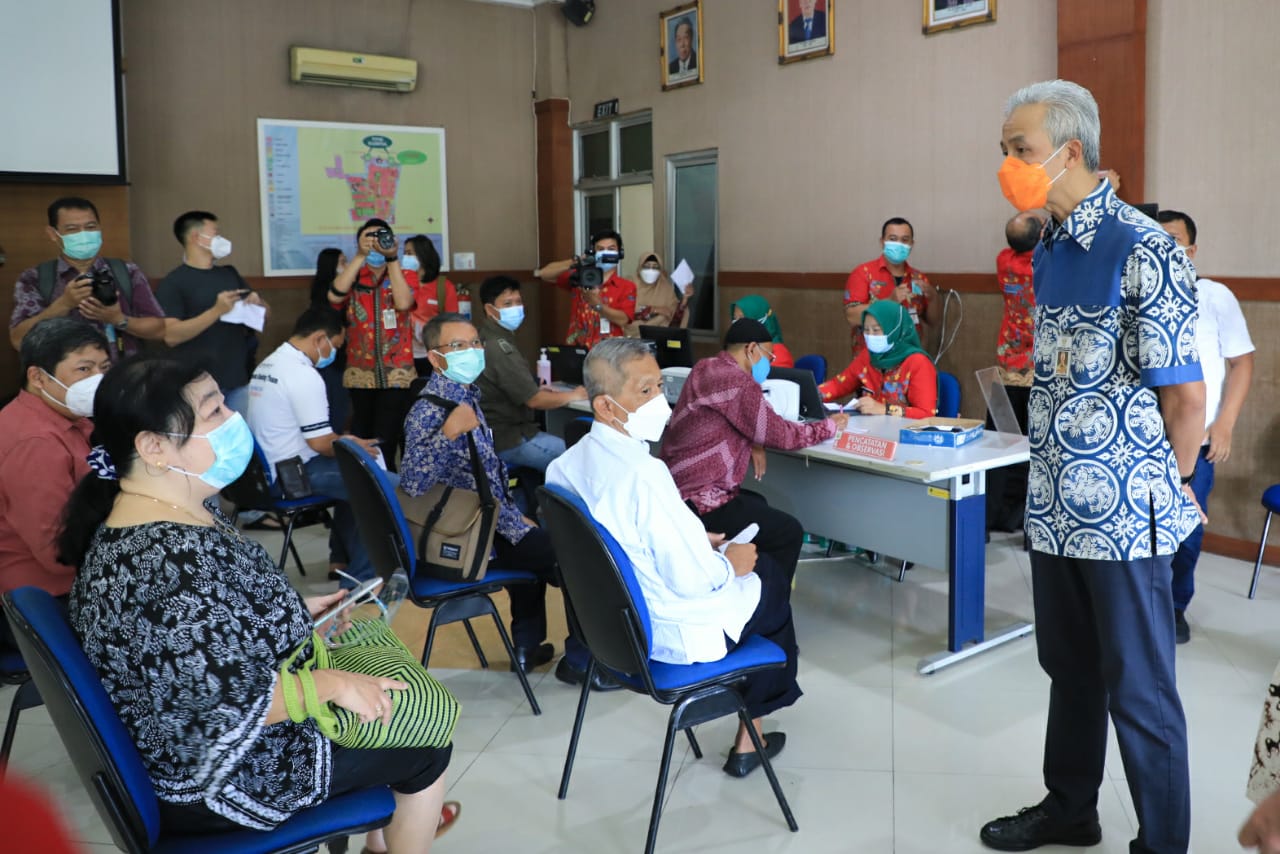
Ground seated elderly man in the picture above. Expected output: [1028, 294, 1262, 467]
[661, 318, 848, 583]
[546, 338, 801, 778]
[0, 318, 111, 645]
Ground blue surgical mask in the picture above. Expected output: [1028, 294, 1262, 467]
[597, 250, 620, 273]
[883, 240, 912, 265]
[165, 412, 255, 490]
[865, 334, 892, 354]
[497, 305, 525, 331]
[400, 255, 421, 272]
[751, 349, 772, 385]
[61, 230, 103, 261]
[366, 251, 387, 267]
[434, 348, 486, 385]
[316, 336, 337, 369]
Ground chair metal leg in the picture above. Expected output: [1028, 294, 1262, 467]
[0, 679, 41, 778]
[558, 659, 596, 799]
[462, 619, 488, 669]
[277, 513, 306, 576]
[326, 834, 349, 854]
[488, 612, 541, 715]
[684, 727, 702, 759]
[1251, 511, 1274, 599]
[898, 560, 910, 583]
[421, 613, 440, 667]
[740, 707, 799, 832]
[644, 711, 683, 854]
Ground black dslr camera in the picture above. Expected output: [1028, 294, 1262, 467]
[371, 227, 397, 253]
[84, 268, 118, 305]
[568, 251, 603, 289]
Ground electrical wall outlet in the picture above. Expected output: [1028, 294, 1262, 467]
[452, 252, 476, 270]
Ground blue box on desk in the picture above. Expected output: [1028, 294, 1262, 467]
[898, 417, 985, 448]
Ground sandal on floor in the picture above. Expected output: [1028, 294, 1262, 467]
[436, 800, 461, 838]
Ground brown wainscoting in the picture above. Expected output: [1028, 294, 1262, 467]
[721, 271, 1280, 299]
[1202, 532, 1274, 572]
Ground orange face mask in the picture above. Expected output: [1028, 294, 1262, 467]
[997, 142, 1068, 211]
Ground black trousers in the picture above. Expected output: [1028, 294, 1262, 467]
[727, 553, 802, 719]
[348, 387, 415, 473]
[1031, 551, 1189, 853]
[986, 384, 1030, 532]
[493, 526, 586, 661]
[697, 491, 804, 585]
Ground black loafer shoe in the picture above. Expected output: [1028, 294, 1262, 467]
[722, 732, 786, 778]
[979, 804, 1101, 851]
[554, 656, 623, 691]
[510, 643, 554, 673]
[1174, 609, 1191, 645]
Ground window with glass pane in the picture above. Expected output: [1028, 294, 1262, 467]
[619, 122, 653, 175]
[579, 131, 610, 180]
[583, 193, 616, 248]
[670, 158, 717, 331]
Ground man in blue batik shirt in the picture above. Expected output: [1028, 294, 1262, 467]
[981, 81, 1206, 854]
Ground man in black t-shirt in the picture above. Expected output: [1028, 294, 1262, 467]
[157, 211, 270, 414]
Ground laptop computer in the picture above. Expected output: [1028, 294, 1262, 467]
[767, 366, 827, 422]
[639, 325, 694, 369]
[544, 345, 589, 386]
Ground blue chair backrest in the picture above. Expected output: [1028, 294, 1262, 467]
[794, 354, 827, 385]
[3, 587, 160, 851]
[333, 438, 418, 581]
[538, 484, 654, 672]
[937, 371, 961, 418]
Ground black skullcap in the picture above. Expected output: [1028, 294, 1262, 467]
[723, 318, 773, 348]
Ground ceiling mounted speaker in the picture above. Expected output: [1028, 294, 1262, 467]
[562, 0, 595, 27]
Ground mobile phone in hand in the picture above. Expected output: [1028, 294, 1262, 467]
[313, 577, 383, 634]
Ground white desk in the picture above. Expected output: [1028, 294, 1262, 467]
[545, 405, 1032, 674]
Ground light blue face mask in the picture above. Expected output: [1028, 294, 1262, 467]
[61, 230, 103, 261]
[751, 347, 772, 384]
[366, 251, 387, 267]
[882, 240, 912, 265]
[434, 348, 486, 385]
[316, 336, 337, 369]
[497, 305, 525, 332]
[165, 411, 255, 490]
[400, 255, 421, 272]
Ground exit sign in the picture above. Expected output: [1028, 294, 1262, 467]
[593, 98, 619, 119]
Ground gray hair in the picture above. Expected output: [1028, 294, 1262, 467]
[584, 338, 653, 402]
[422, 311, 472, 351]
[1005, 79, 1101, 172]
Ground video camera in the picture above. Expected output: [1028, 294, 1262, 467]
[371, 227, 397, 253]
[84, 268, 117, 306]
[567, 231, 623, 289]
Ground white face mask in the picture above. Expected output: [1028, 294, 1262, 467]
[639, 269, 661, 285]
[608, 393, 671, 443]
[41, 370, 103, 418]
[209, 235, 233, 260]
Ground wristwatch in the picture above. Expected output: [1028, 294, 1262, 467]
[116, 315, 130, 332]
[1180, 471, 1195, 486]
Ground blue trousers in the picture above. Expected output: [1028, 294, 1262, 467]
[1031, 551, 1189, 853]
[1170, 446, 1213, 611]
[497, 431, 566, 474]
[300, 455, 393, 587]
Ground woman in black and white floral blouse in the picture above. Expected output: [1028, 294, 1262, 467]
[59, 354, 457, 850]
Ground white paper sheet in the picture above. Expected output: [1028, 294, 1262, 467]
[219, 301, 266, 332]
[670, 259, 695, 294]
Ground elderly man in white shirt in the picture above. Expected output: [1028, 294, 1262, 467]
[546, 337, 801, 779]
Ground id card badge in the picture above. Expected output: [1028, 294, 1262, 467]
[381, 308, 397, 329]
[1054, 333, 1072, 377]
[600, 317, 611, 334]
[908, 306, 920, 327]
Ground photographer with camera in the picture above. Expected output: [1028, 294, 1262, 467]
[328, 218, 418, 470]
[10, 197, 168, 359]
[534, 229, 636, 348]
[157, 211, 271, 416]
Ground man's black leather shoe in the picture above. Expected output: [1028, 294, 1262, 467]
[510, 643, 554, 673]
[979, 804, 1101, 851]
[555, 656, 623, 691]
[723, 732, 786, 778]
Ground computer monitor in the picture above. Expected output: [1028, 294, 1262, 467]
[767, 366, 827, 422]
[639, 325, 694, 369]
[544, 345, 589, 386]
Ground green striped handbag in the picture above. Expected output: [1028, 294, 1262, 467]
[281, 618, 459, 749]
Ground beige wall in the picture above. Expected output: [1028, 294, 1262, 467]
[565, 0, 1057, 275]
[122, 0, 539, 279]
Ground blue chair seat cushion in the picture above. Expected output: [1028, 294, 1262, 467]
[272, 494, 340, 513]
[610, 635, 786, 695]
[0, 649, 27, 676]
[1263, 484, 1280, 514]
[153, 786, 396, 854]
[410, 567, 539, 599]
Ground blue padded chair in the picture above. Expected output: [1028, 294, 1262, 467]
[0, 647, 40, 777]
[538, 483, 798, 854]
[794, 353, 827, 385]
[222, 438, 340, 577]
[332, 438, 543, 714]
[2, 587, 395, 853]
[1248, 484, 1280, 599]
[936, 371, 961, 418]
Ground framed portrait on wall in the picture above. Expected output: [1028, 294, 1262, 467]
[923, 0, 995, 35]
[779, 0, 835, 64]
[660, 2, 703, 91]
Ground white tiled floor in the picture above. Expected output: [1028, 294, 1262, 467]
[5, 528, 1277, 852]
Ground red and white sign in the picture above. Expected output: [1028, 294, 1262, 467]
[834, 431, 898, 461]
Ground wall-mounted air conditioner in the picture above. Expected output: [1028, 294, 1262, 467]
[289, 47, 418, 92]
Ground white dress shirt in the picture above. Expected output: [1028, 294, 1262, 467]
[1194, 276, 1255, 433]
[246, 342, 331, 467]
[546, 420, 760, 665]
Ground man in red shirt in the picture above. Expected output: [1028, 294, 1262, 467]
[843, 217, 939, 353]
[661, 319, 849, 583]
[0, 318, 110, 646]
[535, 229, 637, 348]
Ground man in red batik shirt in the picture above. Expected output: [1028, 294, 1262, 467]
[843, 216, 939, 354]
